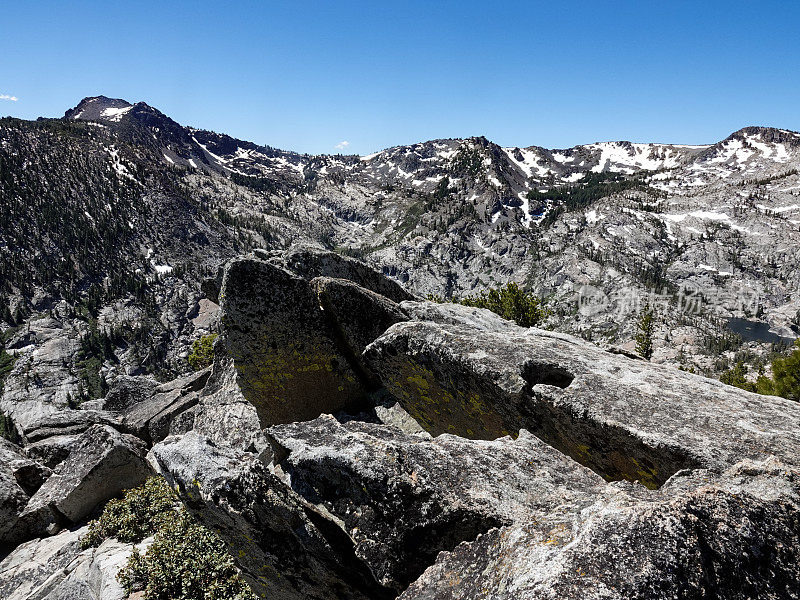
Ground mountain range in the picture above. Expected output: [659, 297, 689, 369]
[2, 95, 800, 386]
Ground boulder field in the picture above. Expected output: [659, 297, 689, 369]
[2, 247, 799, 599]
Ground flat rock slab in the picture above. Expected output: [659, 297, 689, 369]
[269, 415, 607, 593]
[0, 524, 149, 600]
[122, 368, 209, 443]
[365, 307, 800, 488]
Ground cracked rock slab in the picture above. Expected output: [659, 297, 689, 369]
[365, 311, 800, 488]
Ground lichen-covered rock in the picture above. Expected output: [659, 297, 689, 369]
[18, 425, 151, 539]
[365, 312, 800, 488]
[219, 258, 368, 426]
[148, 432, 394, 600]
[401, 459, 800, 600]
[312, 276, 408, 387]
[268, 415, 606, 593]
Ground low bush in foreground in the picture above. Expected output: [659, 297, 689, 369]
[82, 477, 255, 600]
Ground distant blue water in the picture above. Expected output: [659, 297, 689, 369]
[727, 318, 795, 345]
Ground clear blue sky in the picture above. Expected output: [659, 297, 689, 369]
[1, 1, 798, 155]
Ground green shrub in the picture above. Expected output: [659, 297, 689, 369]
[81, 476, 177, 548]
[119, 508, 256, 600]
[720, 361, 756, 392]
[765, 340, 800, 401]
[188, 334, 218, 371]
[82, 477, 256, 600]
[458, 282, 548, 328]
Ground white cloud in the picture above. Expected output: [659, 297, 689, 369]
[0, 94, 18, 102]
[335, 140, 350, 151]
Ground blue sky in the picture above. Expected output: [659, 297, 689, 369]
[1, 1, 799, 155]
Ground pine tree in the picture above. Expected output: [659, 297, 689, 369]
[635, 304, 655, 360]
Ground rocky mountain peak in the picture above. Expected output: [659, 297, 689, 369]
[64, 95, 134, 122]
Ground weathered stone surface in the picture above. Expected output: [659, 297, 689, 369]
[0, 467, 29, 549]
[365, 311, 800, 488]
[0, 317, 81, 435]
[22, 410, 122, 444]
[313, 276, 408, 387]
[219, 258, 368, 426]
[19, 425, 151, 536]
[191, 348, 266, 453]
[148, 432, 394, 600]
[121, 368, 209, 444]
[104, 376, 159, 412]
[401, 459, 800, 600]
[23, 433, 83, 469]
[278, 245, 415, 303]
[0, 525, 150, 600]
[269, 415, 606, 593]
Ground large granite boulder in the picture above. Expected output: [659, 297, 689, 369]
[121, 368, 209, 444]
[0, 468, 29, 551]
[148, 432, 394, 600]
[0, 438, 50, 496]
[312, 276, 409, 387]
[219, 258, 369, 426]
[0, 525, 151, 600]
[364, 305, 800, 488]
[268, 415, 606, 593]
[276, 245, 415, 303]
[0, 440, 50, 550]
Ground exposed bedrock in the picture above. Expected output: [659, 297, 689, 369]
[365, 303, 800, 488]
[267, 415, 606, 593]
[148, 431, 394, 600]
[215, 255, 410, 429]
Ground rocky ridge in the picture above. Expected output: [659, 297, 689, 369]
[1, 249, 797, 599]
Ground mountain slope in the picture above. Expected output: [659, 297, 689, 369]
[1, 95, 799, 388]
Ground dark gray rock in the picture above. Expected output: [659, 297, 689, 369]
[268, 415, 606, 593]
[0, 439, 50, 496]
[279, 245, 415, 303]
[104, 375, 159, 412]
[0, 468, 29, 550]
[365, 311, 800, 488]
[23, 434, 83, 470]
[149, 432, 394, 600]
[312, 276, 408, 388]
